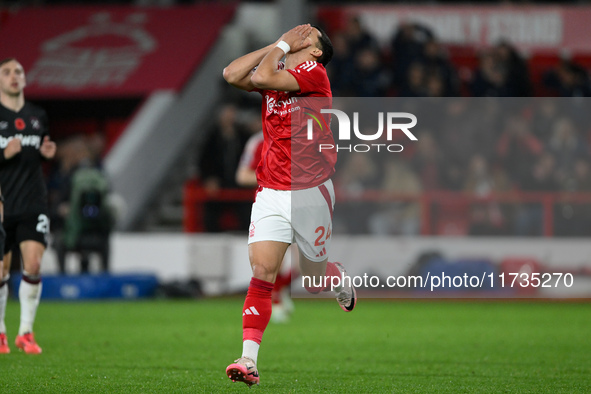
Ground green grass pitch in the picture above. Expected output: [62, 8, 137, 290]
[0, 298, 589, 393]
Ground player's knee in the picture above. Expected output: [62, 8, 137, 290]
[23, 260, 42, 276]
[251, 265, 277, 283]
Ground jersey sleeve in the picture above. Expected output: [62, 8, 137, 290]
[286, 62, 328, 95]
[250, 138, 263, 171]
[238, 132, 264, 170]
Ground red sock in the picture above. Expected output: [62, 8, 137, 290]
[242, 277, 274, 344]
[304, 262, 342, 294]
[272, 271, 293, 304]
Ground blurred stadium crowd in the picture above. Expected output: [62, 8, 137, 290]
[12, 2, 588, 238]
[198, 16, 591, 237]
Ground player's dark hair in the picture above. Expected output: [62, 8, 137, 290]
[312, 25, 333, 66]
[0, 57, 17, 68]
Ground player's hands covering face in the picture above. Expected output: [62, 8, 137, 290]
[279, 24, 313, 54]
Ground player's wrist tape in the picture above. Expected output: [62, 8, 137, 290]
[276, 40, 291, 55]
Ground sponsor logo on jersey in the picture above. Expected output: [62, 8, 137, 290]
[265, 95, 299, 115]
[14, 118, 26, 131]
[266, 96, 275, 115]
[0, 134, 42, 149]
[0, 121, 7, 130]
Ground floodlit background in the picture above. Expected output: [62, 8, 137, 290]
[0, 0, 589, 299]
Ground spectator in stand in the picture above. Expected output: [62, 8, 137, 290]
[514, 152, 560, 236]
[495, 41, 532, 97]
[531, 98, 561, 143]
[422, 38, 459, 96]
[471, 49, 510, 97]
[463, 154, 510, 236]
[47, 136, 92, 248]
[326, 32, 355, 96]
[399, 62, 426, 97]
[543, 62, 591, 138]
[198, 104, 251, 232]
[471, 42, 532, 97]
[343, 15, 380, 58]
[438, 100, 484, 168]
[496, 114, 544, 186]
[570, 157, 591, 191]
[350, 47, 389, 97]
[390, 22, 434, 92]
[47, 136, 91, 273]
[48, 134, 116, 274]
[546, 118, 588, 181]
[368, 157, 422, 236]
[555, 156, 591, 236]
[411, 131, 443, 191]
[464, 154, 510, 197]
[543, 59, 591, 97]
[441, 159, 465, 191]
[424, 74, 445, 97]
[329, 16, 381, 97]
[334, 153, 380, 234]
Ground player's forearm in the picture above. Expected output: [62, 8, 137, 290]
[250, 47, 285, 89]
[236, 167, 258, 188]
[222, 43, 276, 87]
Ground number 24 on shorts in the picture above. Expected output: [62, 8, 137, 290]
[314, 226, 332, 246]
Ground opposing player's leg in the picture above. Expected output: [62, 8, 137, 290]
[15, 240, 44, 354]
[271, 250, 297, 323]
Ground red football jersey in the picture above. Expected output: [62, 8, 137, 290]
[256, 61, 336, 190]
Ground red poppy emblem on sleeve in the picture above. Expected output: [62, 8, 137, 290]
[15, 118, 26, 131]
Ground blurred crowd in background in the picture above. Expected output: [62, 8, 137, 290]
[46, 133, 115, 274]
[36, 9, 591, 238]
[198, 17, 591, 237]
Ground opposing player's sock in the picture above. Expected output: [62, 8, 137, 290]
[273, 271, 292, 293]
[0, 275, 9, 334]
[272, 271, 292, 304]
[304, 261, 342, 294]
[241, 277, 273, 363]
[18, 273, 42, 336]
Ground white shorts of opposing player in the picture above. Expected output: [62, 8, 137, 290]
[248, 179, 334, 263]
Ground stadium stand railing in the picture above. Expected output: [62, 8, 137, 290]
[183, 182, 591, 237]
